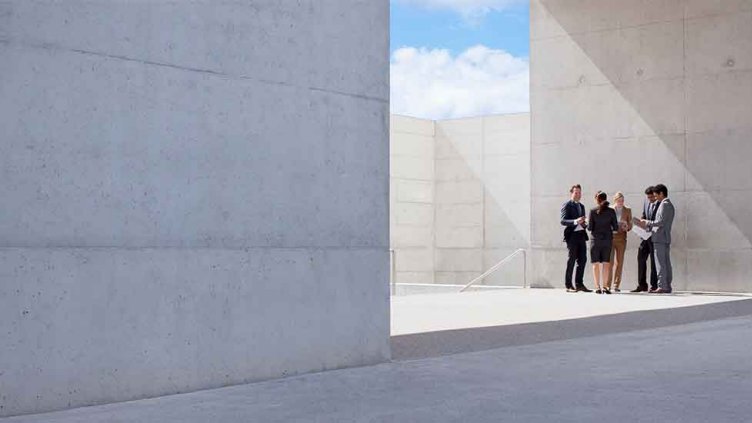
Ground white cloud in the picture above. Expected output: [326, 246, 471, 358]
[390, 45, 529, 120]
[394, 0, 524, 22]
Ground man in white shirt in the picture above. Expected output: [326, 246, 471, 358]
[631, 186, 659, 292]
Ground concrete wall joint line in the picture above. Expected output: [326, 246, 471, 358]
[684, 9, 752, 22]
[530, 17, 686, 42]
[0, 245, 389, 252]
[1, 38, 389, 103]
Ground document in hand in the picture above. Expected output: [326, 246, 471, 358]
[631, 225, 654, 241]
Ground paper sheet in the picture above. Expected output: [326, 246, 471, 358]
[632, 225, 654, 241]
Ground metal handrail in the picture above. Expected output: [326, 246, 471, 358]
[459, 248, 527, 292]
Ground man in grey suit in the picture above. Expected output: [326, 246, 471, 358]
[639, 184, 675, 293]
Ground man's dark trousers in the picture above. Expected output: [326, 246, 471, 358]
[636, 199, 660, 291]
[637, 239, 658, 290]
[565, 231, 587, 289]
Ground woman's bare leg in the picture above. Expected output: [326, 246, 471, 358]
[592, 263, 601, 290]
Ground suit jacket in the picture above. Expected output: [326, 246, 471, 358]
[641, 200, 651, 220]
[587, 206, 619, 245]
[641, 200, 661, 220]
[646, 198, 675, 244]
[560, 200, 588, 242]
[612, 206, 632, 242]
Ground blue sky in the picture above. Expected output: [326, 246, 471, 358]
[390, 1, 529, 57]
[389, 0, 530, 120]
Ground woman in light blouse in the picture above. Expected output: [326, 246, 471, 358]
[607, 192, 632, 292]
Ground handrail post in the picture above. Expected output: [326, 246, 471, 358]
[523, 249, 527, 289]
[389, 248, 396, 295]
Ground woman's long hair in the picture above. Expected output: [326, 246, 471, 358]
[595, 191, 609, 214]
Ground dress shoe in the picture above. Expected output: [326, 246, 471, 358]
[595, 289, 603, 294]
[630, 287, 647, 293]
[652, 288, 672, 294]
[649, 288, 658, 293]
[603, 289, 612, 295]
[576, 286, 592, 293]
[614, 288, 621, 293]
[566, 287, 577, 293]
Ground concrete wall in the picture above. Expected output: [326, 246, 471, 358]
[0, 1, 390, 417]
[390, 114, 530, 287]
[531, 0, 752, 292]
[390, 115, 436, 284]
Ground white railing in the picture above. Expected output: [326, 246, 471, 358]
[459, 249, 527, 292]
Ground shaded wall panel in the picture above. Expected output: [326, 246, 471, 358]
[0, 1, 390, 417]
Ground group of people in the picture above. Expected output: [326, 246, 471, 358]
[560, 184, 675, 294]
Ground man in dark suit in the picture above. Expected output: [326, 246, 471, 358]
[561, 184, 591, 292]
[631, 186, 660, 292]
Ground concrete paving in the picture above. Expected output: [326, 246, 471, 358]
[391, 287, 750, 335]
[4, 314, 752, 422]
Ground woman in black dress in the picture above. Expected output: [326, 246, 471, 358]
[588, 191, 619, 294]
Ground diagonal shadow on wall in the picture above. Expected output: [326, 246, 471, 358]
[434, 114, 530, 287]
[533, 0, 752, 291]
[536, 0, 752, 244]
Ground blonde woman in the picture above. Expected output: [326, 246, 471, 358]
[607, 192, 632, 292]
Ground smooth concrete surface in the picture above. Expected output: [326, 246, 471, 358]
[530, 0, 752, 292]
[0, 1, 390, 417]
[390, 113, 530, 287]
[4, 315, 752, 422]
[435, 114, 530, 287]
[391, 288, 750, 336]
[390, 115, 436, 285]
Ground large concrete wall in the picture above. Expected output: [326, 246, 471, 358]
[390, 115, 436, 284]
[390, 114, 530, 287]
[531, 0, 752, 292]
[0, 1, 390, 417]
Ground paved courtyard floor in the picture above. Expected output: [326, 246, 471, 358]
[391, 287, 750, 335]
[4, 311, 752, 422]
[5, 291, 752, 423]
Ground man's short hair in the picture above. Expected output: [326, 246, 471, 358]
[570, 184, 582, 193]
[654, 184, 668, 197]
[645, 186, 655, 195]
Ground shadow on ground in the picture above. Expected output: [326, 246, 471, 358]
[392, 298, 752, 360]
